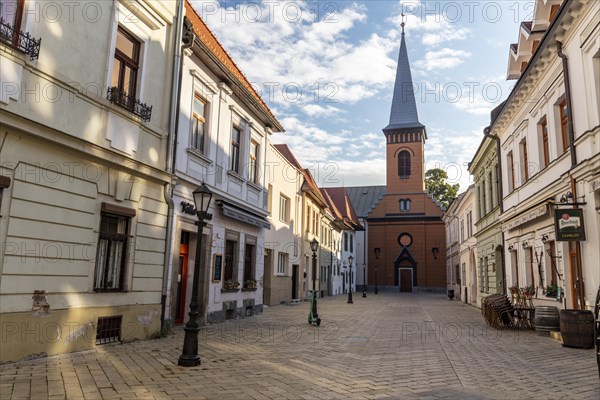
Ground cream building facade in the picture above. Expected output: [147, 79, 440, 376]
[165, 2, 284, 325]
[0, 0, 179, 362]
[494, 0, 599, 310]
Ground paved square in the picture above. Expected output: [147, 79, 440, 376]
[1, 293, 598, 399]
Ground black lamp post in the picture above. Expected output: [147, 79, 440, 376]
[362, 263, 367, 298]
[309, 238, 319, 322]
[178, 183, 212, 367]
[347, 255, 354, 304]
[374, 248, 380, 294]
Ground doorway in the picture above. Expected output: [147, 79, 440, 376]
[399, 268, 413, 292]
[292, 264, 299, 300]
[175, 231, 190, 324]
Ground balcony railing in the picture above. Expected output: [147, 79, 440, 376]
[0, 17, 41, 60]
[107, 87, 152, 122]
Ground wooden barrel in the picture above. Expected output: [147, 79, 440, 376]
[534, 306, 560, 336]
[559, 310, 595, 349]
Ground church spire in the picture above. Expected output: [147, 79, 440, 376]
[383, 15, 424, 132]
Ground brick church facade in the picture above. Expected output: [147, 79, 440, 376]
[347, 23, 446, 292]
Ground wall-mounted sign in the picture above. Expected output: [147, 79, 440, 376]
[554, 208, 586, 241]
[181, 201, 197, 216]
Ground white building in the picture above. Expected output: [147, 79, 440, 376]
[0, 0, 179, 362]
[494, 0, 599, 310]
[164, 2, 284, 325]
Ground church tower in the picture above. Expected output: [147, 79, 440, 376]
[383, 21, 426, 193]
[365, 19, 446, 292]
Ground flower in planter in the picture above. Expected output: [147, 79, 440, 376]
[243, 279, 257, 289]
[223, 280, 240, 290]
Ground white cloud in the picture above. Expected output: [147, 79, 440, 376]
[302, 104, 343, 117]
[415, 48, 471, 71]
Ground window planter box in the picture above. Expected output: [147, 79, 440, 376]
[241, 288, 257, 292]
[221, 288, 240, 294]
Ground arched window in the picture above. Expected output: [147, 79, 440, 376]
[398, 151, 411, 178]
[399, 200, 405, 211]
[399, 199, 411, 212]
[405, 199, 411, 211]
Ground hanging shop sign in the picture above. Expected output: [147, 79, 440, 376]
[554, 208, 586, 241]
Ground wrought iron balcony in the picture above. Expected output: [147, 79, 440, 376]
[107, 87, 152, 122]
[0, 17, 41, 60]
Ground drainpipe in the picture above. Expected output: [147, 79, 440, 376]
[161, 0, 192, 330]
[557, 41, 586, 309]
[483, 126, 506, 295]
[556, 41, 577, 167]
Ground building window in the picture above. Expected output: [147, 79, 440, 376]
[230, 126, 241, 173]
[540, 117, 550, 168]
[488, 171, 494, 209]
[350, 234, 353, 253]
[520, 139, 529, 183]
[460, 220, 464, 243]
[248, 140, 259, 183]
[344, 233, 348, 252]
[398, 151, 411, 178]
[507, 151, 515, 192]
[277, 252, 287, 275]
[306, 205, 311, 233]
[279, 195, 289, 223]
[0, 0, 23, 30]
[467, 211, 472, 237]
[559, 99, 570, 154]
[111, 27, 140, 98]
[94, 213, 130, 291]
[192, 95, 207, 152]
[399, 198, 411, 211]
[243, 243, 255, 282]
[224, 240, 236, 282]
[549, 4, 560, 21]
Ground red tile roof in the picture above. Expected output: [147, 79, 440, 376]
[273, 144, 303, 170]
[321, 187, 363, 230]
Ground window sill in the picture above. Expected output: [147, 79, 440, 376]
[227, 170, 244, 183]
[275, 273, 287, 277]
[242, 288, 257, 292]
[221, 288, 240, 293]
[247, 181, 262, 192]
[187, 147, 213, 165]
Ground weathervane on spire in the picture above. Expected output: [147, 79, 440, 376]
[401, 12, 406, 35]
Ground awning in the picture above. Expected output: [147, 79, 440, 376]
[217, 201, 270, 230]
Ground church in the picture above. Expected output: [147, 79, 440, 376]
[346, 22, 446, 292]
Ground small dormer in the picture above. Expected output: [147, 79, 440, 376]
[532, 0, 563, 32]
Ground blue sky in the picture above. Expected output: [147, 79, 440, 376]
[191, 0, 528, 190]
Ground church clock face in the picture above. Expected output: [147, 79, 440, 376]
[398, 233, 412, 247]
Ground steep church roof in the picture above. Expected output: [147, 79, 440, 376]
[383, 25, 424, 132]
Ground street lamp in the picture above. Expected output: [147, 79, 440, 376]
[309, 238, 319, 323]
[179, 183, 213, 367]
[347, 255, 354, 304]
[362, 263, 367, 298]
[431, 247, 439, 260]
[374, 248, 380, 294]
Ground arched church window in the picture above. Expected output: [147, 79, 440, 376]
[398, 151, 411, 178]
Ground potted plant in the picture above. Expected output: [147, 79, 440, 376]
[223, 280, 240, 290]
[544, 285, 558, 298]
[243, 279, 257, 289]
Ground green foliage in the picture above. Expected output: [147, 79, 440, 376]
[425, 168, 460, 209]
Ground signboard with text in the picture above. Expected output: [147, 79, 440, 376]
[554, 208, 586, 241]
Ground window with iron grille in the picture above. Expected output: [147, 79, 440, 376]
[0, 0, 41, 60]
[96, 316, 122, 344]
[94, 213, 130, 291]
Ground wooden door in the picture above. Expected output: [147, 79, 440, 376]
[400, 269, 412, 292]
[175, 243, 189, 324]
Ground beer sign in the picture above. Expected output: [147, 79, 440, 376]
[554, 208, 586, 241]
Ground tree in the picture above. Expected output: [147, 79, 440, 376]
[425, 168, 460, 209]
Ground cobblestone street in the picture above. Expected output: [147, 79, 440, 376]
[1, 293, 598, 399]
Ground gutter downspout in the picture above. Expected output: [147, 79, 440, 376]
[483, 126, 506, 295]
[557, 41, 585, 309]
[161, 0, 189, 330]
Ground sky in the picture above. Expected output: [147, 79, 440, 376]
[190, 0, 527, 191]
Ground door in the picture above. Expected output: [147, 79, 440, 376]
[400, 269, 413, 292]
[175, 242, 189, 324]
[292, 264, 298, 300]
